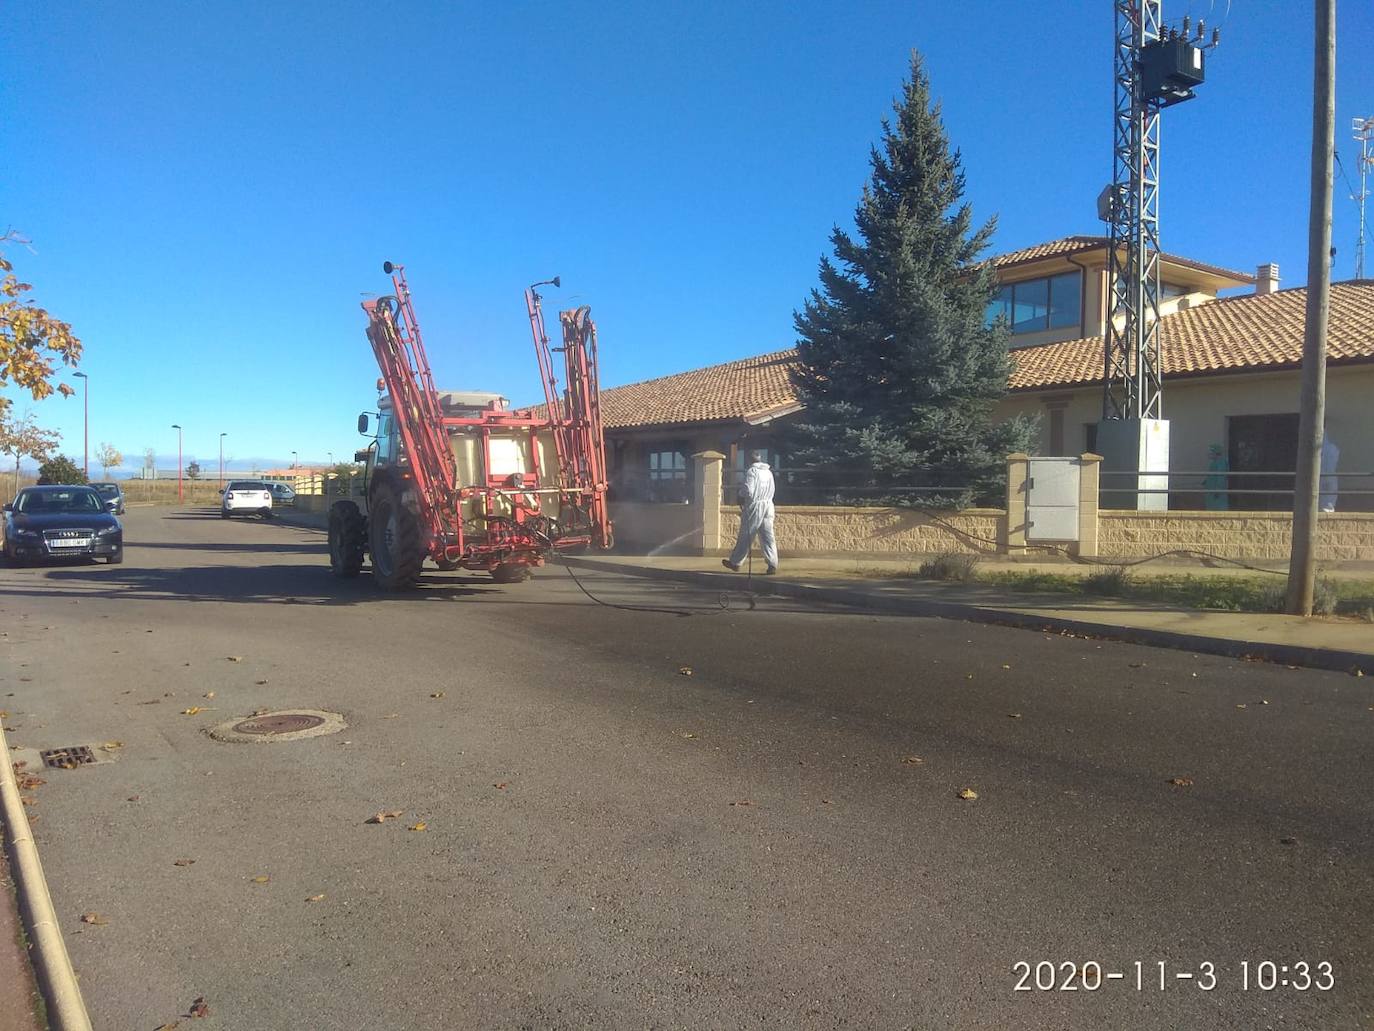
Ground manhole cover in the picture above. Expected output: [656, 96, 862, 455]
[41, 746, 97, 769]
[208, 709, 346, 744]
[233, 713, 325, 736]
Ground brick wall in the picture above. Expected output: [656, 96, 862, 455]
[721, 506, 1005, 556]
[1098, 511, 1374, 561]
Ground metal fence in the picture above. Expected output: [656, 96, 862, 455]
[1098, 468, 1374, 511]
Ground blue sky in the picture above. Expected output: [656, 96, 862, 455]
[3, 1, 1371, 476]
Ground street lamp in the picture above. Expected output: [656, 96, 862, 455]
[73, 372, 89, 478]
[171, 424, 183, 503]
[291, 450, 298, 470]
[327, 451, 335, 466]
[219, 432, 227, 487]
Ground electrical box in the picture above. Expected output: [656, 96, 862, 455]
[1026, 457, 1081, 542]
[1140, 37, 1205, 105]
[1096, 418, 1170, 511]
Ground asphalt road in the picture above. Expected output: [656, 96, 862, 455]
[1, 507, 1371, 1030]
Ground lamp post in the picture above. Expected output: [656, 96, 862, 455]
[327, 451, 335, 466]
[219, 432, 227, 487]
[291, 451, 298, 470]
[171, 424, 183, 503]
[73, 372, 89, 478]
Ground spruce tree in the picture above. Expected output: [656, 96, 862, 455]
[789, 51, 1035, 506]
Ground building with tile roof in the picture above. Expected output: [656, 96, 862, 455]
[601, 239, 1373, 511]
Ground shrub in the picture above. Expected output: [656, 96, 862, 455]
[916, 553, 980, 582]
[1083, 567, 1132, 596]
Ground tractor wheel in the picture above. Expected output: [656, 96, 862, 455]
[491, 562, 530, 584]
[328, 503, 366, 578]
[367, 482, 424, 590]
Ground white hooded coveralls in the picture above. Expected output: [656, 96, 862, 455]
[729, 461, 777, 570]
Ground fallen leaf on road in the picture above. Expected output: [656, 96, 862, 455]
[306, 894, 325, 903]
[173, 858, 195, 867]
[153, 1022, 181, 1030]
[381, 713, 398, 719]
[180, 707, 212, 716]
[1001, 664, 1011, 670]
[1279, 836, 1297, 846]
[820, 799, 831, 805]
[1007, 713, 1022, 719]
[729, 800, 753, 806]
[226, 656, 242, 663]
[1235, 704, 1247, 710]
[127, 795, 140, 802]
[80, 912, 107, 925]
[408, 822, 427, 832]
[1167, 777, 1194, 787]
[20, 797, 36, 806]
[17, 775, 45, 790]
[365, 810, 405, 824]
[430, 692, 445, 699]
[101, 741, 122, 751]
[203, 692, 215, 700]
[11, 760, 25, 770]
[188, 996, 210, 1019]
[679, 667, 693, 676]
[680, 732, 697, 739]
[901, 756, 924, 765]
[251, 875, 270, 884]
[492, 783, 507, 790]
[1260, 699, 1270, 705]
[965, 674, 974, 680]
[255, 680, 268, 686]
[138, 699, 161, 705]
[1128, 662, 1147, 669]
[1353, 669, 1366, 678]
[0, 711, 7, 719]
[957, 788, 979, 800]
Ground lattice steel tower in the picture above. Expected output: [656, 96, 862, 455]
[1354, 117, 1374, 280]
[1102, 2, 1215, 421]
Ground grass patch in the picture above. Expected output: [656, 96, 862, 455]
[980, 568, 1374, 618]
[915, 553, 980, 582]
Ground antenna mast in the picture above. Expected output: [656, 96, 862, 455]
[1354, 117, 1374, 280]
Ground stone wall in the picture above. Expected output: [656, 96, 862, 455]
[1098, 511, 1374, 562]
[720, 506, 1005, 556]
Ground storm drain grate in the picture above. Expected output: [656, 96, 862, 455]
[41, 746, 97, 769]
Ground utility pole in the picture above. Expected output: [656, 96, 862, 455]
[1287, 0, 1336, 616]
[1353, 116, 1373, 280]
[172, 424, 183, 503]
[1097, 2, 1217, 510]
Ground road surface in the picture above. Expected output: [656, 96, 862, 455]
[1, 507, 1371, 1029]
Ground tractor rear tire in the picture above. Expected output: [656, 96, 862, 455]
[491, 562, 530, 584]
[328, 503, 366, 578]
[367, 482, 424, 591]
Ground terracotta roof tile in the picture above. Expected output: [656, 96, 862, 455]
[597, 281, 1374, 428]
[990, 234, 1253, 283]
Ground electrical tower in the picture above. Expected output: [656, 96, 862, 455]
[1354, 117, 1374, 280]
[1097, 2, 1216, 508]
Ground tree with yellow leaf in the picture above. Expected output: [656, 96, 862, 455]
[1, 233, 83, 402]
[0, 407, 60, 500]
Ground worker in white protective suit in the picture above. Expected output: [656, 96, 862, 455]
[722, 450, 778, 575]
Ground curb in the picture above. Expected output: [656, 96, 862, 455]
[563, 557, 1374, 675]
[0, 721, 93, 1031]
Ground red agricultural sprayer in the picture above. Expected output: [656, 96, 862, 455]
[327, 262, 613, 590]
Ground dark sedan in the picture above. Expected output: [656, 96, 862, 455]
[3, 485, 124, 565]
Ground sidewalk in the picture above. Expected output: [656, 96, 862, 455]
[563, 554, 1374, 674]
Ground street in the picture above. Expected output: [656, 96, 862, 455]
[2, 507, 1371, 1030]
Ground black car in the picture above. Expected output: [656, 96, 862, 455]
[91, 481, 127, 514]
[3, 485, 124, 565]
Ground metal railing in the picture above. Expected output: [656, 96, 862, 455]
[723, 467, 988, 508]
[1099, 468, 1374, 511]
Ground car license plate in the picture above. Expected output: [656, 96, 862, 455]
[49, 537, 92, 548]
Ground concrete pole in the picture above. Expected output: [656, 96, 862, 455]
[1286, 0, 1336, 616]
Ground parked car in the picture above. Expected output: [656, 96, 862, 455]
[267, 482, 296, 506]
[3, 485, 124, 565]
[220, 480, 274, 519]
[90, 481, 126, 514]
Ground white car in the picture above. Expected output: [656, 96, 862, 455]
[220, 480, 274, 519]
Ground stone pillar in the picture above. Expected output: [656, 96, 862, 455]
[1077, 453, 1102, 558]
[1005, 453, 1029, 555]
[693, 451, 725, 555]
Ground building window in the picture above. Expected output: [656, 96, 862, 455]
[986, 271, 1082, 337]
[647, 448, 690, 503]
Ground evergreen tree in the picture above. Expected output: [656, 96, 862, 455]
[36, 455, 86, 485]
[789, 51, 1035, 506]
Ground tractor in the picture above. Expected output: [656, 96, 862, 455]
[328, 263, 613, 590]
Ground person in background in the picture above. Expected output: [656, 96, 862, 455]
[1319, 424, 1340, 513]
[1202, 443, 1229, 511]
[722, 450, 778, 575]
